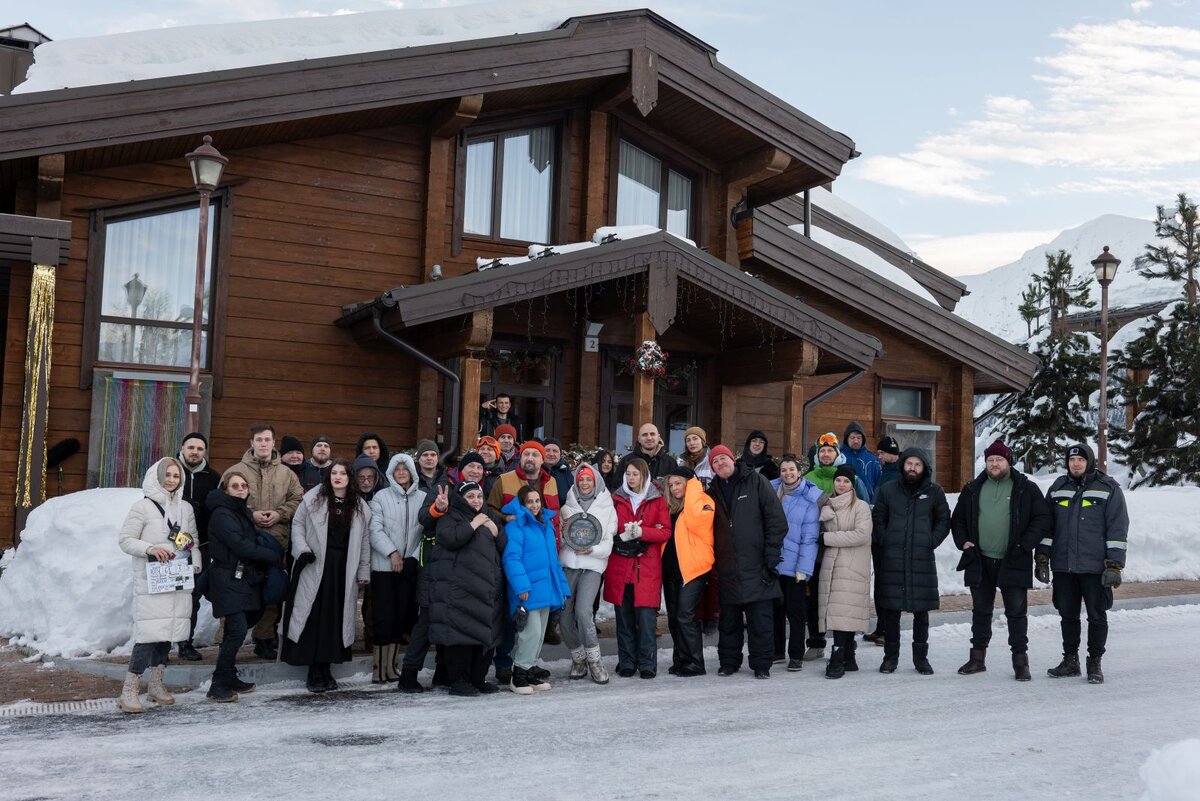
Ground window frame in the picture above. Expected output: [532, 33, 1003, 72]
[453, 111, 570, 252]
[81, 188, 233, 398]
[610, 123, 705, 244]
[876, 377, 937, 426]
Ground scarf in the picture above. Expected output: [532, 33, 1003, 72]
[574, 475, 598, 513]
[777, 477, 802, 500]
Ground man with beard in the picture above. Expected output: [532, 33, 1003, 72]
[494, 425, 520, 472]
[414, 439, 445, 495]
[176, 432, 220, 661]
[951, 438, 1050, 681]
[618, 423, 675, 482]
[872, 448, 951, 675]
[298, 435, 333, 491]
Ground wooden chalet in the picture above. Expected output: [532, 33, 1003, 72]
[0, 9, 1036, 546]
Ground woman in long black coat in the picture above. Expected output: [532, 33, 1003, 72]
[425, 481, 507, 697]
[205, 470, 284, 702]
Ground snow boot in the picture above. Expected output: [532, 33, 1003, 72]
[396, 669, 425, 694]
[253, 638, 277, 661]
[825, 647, 846, 680]
[116, 672, 144, 714]
[913, 643, 934, 675]
[786, 658, 804, 672]
[529, 667, 552, 691]
[306, 664, 328, 694]
[1011, 653, 1031, 681]
[1047, 652, 1081, 678]
[958, 648, 987, 675]
[177, 641, 203, 661]
[230, 671, 256, 694]
[449, 680, 480, 697]
[844, 640, 859, 672]
[373, 644, 399, 683]
[802, 646, 824, 662]
[206, 671, 239, 703]
[569, 647, 588, 680]
[530, 664, 551, 682]
[146, 665, 175, 705]
[879, 641, 900, 674]
[509, 666, 534, 695]
[1086, 656, 1104, 684]
[585, 646, 609, 685]
[863, 629, 885, 644]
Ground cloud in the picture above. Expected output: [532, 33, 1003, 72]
[1131, 0, 1152, 11]
[857, 19, 1200, 203]
[904, 229, 1063, 276]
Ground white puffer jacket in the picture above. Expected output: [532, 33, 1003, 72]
[367, 453, 427, 572]
[558, 464, 617, 573]
[117, 459, 201, 644]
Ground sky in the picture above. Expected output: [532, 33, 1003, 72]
[11, 0, 1200, 276]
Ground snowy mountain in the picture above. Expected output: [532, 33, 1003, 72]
[954, 214, 1181, 344]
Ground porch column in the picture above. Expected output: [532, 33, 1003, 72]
[14, 254, 57, 540]
[632, 313, 655, 430]
[416, 366, 440, 443]
[782, 379, 806, 457]
[952, 365, 975, 489]
[719, 385, 739, 448]
[458, 356, 483, 456]
[576, 347, 601, 446]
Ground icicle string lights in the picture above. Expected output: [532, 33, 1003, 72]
[16, 264, 56, 508]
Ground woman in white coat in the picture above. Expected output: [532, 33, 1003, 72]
[282, 458, 371, 693]
[817, 464, 874, 680]
[367, 453, 426, 683]
[557, 463, 616, 683]
[116, 457, 201, 713]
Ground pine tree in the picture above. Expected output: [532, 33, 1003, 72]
[999, 251, 1099, 472]
[1017, 283, 1046, 339]
[1135, 193, 1199, 305]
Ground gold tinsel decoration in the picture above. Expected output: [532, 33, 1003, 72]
[16, 264, 56, 508]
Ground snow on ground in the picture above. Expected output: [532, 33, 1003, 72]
[0, 604, 1196, 801]
[1139, 739, 1200, 801]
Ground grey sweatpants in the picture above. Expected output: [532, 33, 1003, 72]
[511, 607, 549, 670]
[560, 567, 603, 650]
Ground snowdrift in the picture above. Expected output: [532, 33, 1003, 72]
[1139, 739, 1200, 801]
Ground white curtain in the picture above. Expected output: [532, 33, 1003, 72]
[498, 127, 553, 242]
[464, 139, 495, 236]
[666, 169, 693, 238]
[617, 140, 661, 228]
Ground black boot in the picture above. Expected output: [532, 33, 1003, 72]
[825, 646, 846, 679]
[306, 664, 327, 693]
[253, 638, 278, 661]
[1047, 652, 1081, 678]
[863, 629, 885, 644]
[913, 643, 934, 675]
[177, 641, 203, 661]
[321, 663, 338, 692]
[958, 648, 987, 675]
[1086, 656, 1104, 684]
[397, 669, 426, 694]
[844, 640, 859, 672]
[229, 670, 256, 693]
[206, 672, 239, 703]
[880, 641, 900, 673]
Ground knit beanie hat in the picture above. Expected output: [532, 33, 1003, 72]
[684, 426, 707, 446]
[311, 435, 331, 448]
[457, 481, 482, 497]
[280, 436, 304, 456]
[877, 436, 900, 456]
[494, 423, 518, 441]
[709, 444, 734, 468]
[520, 440, 546, 460]
[457, 452, 485, 471]
[181, 431, 208, 449]
[667, 464, 696, 481]
[983, 438, 1013, 465]
[834, 464, 857, 482]
[416, 439, 439, 457]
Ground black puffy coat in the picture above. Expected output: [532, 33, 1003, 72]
[706, 461, 788, 605]
[951, 469, 1050, 589]
[426, 491, 508, 648]
[871, 448, 951, 612]
[205, 489, 283, 619]
[180, 461, 221, 543]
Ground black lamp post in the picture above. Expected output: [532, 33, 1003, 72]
[1091, 245, 1120, 473]
[183, 135, 227, 434]
[122, 272, 147, 362]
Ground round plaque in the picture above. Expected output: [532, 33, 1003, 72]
[563, 513, 603, 551]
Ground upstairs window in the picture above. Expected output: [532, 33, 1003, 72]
[464, 125, 556, 243]
[616, 139, 695, 239]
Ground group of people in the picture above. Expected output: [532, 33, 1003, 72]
[113, 412, 1129, 711]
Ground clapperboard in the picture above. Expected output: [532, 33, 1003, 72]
[145, 558, 195, 594]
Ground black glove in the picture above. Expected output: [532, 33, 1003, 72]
[1034, 554, 1050, 585]
[513, 605, 529, 632]
[297, 551, 316, 567]
[1101, 559, 1123, 589]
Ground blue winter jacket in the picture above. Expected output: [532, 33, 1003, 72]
[772, 477, 823, 579]
[501, 498, 570, 615]
[840, 422, 883, 501]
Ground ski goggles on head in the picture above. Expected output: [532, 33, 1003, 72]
[817, 433, 839, 448]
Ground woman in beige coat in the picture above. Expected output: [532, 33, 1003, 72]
[116, 457, 201, 713]
[817, 464, 873, 679]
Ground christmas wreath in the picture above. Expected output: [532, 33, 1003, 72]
[628, 340, 668, 379]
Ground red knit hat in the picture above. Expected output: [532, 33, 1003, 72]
[984, 438, 1013, 465]
[494, 423, 517, 440]
[520, 440, 546, 460]
[709, 444, 734, 468]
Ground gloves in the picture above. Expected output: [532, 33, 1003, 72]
[513, 605, 529, 632]
[1101, 559, 1123, 589]
[619, 522, 643, 542]
[297, 551, 316, 567]
[796, 572, 807, 583]
[1034, 554, 1050, 585]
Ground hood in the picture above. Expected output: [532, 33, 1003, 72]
[355, 432, 391, 471]
[811, 449, 847, 472]
[1063, 442, 1097, 476]
[448, 484, 488, 517]
[242, 447, 281, 468]
[383, 452, 419, 491]
[842, 421, 867, 451]
[613, 477, 663, 502]
[501, 496, 557, 525]
[142, 457, 185, 505]
[898, 447, 933, 484]
[568, 462, 609, 503]
[743, 429, 770, 454]
[353, 453, 383, 479]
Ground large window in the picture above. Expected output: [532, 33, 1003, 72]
[616, 139, 695, 239]
[464, 125, 556, 243]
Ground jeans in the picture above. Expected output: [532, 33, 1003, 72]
[718, 600, 774, 672]
[560, 568, 603, 650]
[214, 611, 249, 679]
[128, 642, 170, 675]
[879, 608, 930, 644]
[969, 556, 1030, 653]
[773, 575, 807, 660]
[614, 584, 658, 672]
[511, 607, 549, 670]
[805, 564, 826, 648]
[1052, 571, 1113, 658]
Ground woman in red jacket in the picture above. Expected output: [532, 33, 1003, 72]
[603, 457, 671, 678]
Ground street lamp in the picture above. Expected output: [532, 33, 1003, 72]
[122, 272, 147, 362]
[1091, 245, 1120, 473]
[183, 135, 228, 434]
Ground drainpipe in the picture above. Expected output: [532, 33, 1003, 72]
[803, 189, 812, 238]
[801, 370, 863, 451]
[372, 300, 460, 465]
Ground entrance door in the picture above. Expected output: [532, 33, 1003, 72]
[479, 340, 563, 440]
[599, 348, 702, 455]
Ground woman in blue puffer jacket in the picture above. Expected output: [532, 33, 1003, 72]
[502, 485, 570, 695]
[772, 454, 824, 671]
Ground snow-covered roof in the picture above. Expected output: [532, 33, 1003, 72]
[13, 0, 629, 94]
[791, 222, 940, 305]
[0, 23, 51, 45]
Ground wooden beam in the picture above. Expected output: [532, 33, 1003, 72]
[714, 339, 820, 386]
[459, 356, 483, 456]
[725, 146, 791, 190]
[632, 313, 655, 430]
[719, 385, 739, 448]
[952, 364, 975, 489]
[646, 262, 678, 335]
[783, 379, 806, 458]
[584, 111, 609, 237]
[429, 94, 485, 139]
[35, 153, 64, 219]
[416, 365, 440, 442]
[423, 135, 452, 280]
[589, 77, 632, 112]
[577, 345, 601, 447]
[631, 46, 658, 117]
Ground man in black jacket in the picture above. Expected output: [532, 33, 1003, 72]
[618, 424, 675, 482]
[1038, 442, 1129, 684]
[706, 445, 788, 679]
[951, 438, 1050, 681]
[177, 432, 221, 661]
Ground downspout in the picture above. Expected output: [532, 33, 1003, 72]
[801, 370, 864, 452]
[372, 300, 460, 465]
[803, 189, 812, 238]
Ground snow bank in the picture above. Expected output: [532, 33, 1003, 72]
[1139, 740, 1200, 801]
[0, 488, 216, 657]
[13, 0, 632, 94]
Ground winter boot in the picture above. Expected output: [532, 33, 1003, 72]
[321, 662, 339, 692]
[373, 644, 399, 683]
[585, 646, 609, 685]
[116, 672, 144, 714]
[802, 646, 825, 662]
[530, 664, 551, 681]
[306, 664, 327, 693]
[879, 641, 900, 674]
[177, 641, 203, 661]
[1012, 653, 1031, 682]
[146, 665, 175, 705]
[1086, 656, 1104, 684]
[396, 668, 426, 694]
[913, 643, 934, 675]
[825, 646, 846, 680]
[206, 672, 239, 703]
[449, 680, 480, 697]
[844, 640, 859, 672]
[509, 666, 534, 695]
[1047, 652, 1081, 678]
[528, 667, 552, 692]
[863, 629, 885, 644]
[957, 648, 987, 675]
[569, 647, 588, 680]
[253, 638, 277, 661]
[786, 658, 804, 672]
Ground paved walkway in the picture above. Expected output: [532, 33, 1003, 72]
[3, 579, 1198, 705]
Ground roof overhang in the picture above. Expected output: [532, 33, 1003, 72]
[0, 212, 70, 266]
